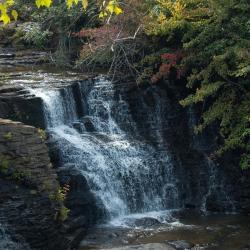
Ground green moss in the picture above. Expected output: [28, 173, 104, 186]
[11, 171, 26, 181]
[0, 155, 10, 174]
[3, 132, 12, 140]
[30, 190, 38, 195]
[37, 128, 47, 140]
[42, 180, 51, 190]
[58, 205, 70, 222]
[49, 187, 66, 203]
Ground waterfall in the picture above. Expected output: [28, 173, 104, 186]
[30, 77, 181, 221]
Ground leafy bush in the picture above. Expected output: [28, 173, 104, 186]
[22, 22, 52, 48]
[143, 0, 250, 169]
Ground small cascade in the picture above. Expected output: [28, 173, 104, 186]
[187, 106, 236, 213]
[200, 158, 236, 213]
[29, 87, 77, 128]
[30, 77, 181, 222]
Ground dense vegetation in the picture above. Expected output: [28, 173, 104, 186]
[143, 0, 250, 169]
[0, 0, 249, 169]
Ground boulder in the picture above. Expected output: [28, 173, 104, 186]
[167, 240, 195, 250]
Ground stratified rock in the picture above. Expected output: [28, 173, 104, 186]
[0, 119, 68, 249]
[0, 48, 49, 67]
[0, 87, 46, 128]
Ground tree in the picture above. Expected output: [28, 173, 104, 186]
[0, 0, 123, 24]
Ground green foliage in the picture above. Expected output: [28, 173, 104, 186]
[49, 187, 66, 203]
[181, 0, 250, 169]
[58, 205, 70, 222]
[3, 132, 12, 140]
[143, 0, 250, 169]
[50, 184, 70, 222]
[11, 170, 26, 181]
[22, 22, 52, 48]
[0, 155, 10, 174]
[37, 128, 47, 140]
[144, 0, 211, 44]
[0, 0, 123, 25]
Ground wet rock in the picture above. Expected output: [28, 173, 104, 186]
[57, 167, 106, 228]
[0, 48, 49, 67]
[101, 243, 175, 250]
[0, 118, 58, 192]
[0, 119, 68, 249]
[134, 217, 162, 227]
[167, 240, 194, 250]
[0, 87, 46, 128]
[81, 116, 96, 132]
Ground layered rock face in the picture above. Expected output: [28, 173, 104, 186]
[0, 119, 68, 249]
[0, 85, 46, 128]
[111, 80, 250, 213]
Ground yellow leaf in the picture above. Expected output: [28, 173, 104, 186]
[99, 11, 107, 19]
[36, 0, 52, 8]
[67, 0, 73, 9]
[11, 9, 18, 21]
[82, 0, 88, 10]
[6, 0, 14, 6]
[105, 1, 123, 15]
[0, 4, 6, 13]
[113, 6, 122, 15]
[106, 2, 115, 13]
[0, 13, 11, 25]
[44, 0, 52, 7]
[35, 0, 41, 8]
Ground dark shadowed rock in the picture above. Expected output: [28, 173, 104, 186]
[0, 119, 68, 249]
[134, 217, 162, 227]
[167, 240, 194, 250]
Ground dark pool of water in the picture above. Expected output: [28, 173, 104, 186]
[80, 211, 250, 250]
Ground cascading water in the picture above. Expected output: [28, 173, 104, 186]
[30, 77, 181, 223]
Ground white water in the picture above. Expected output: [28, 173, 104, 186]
[30, 77, 181, 224]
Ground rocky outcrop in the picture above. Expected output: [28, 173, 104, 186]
[0, 86, 46, 128]
[0, 119, 57, 191]
[0, 48, 49, 67]
[0, 119, 92, 249]
[0, 119, 67, 249]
